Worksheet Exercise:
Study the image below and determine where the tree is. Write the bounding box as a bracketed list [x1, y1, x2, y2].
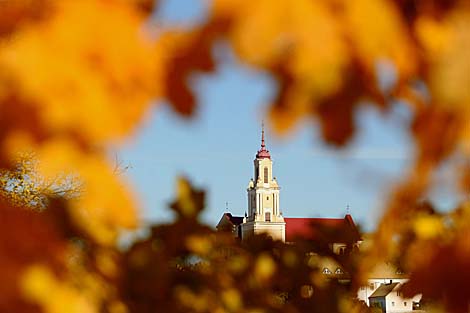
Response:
[0, 0, 468, 312]
[0, 152, 82, 209]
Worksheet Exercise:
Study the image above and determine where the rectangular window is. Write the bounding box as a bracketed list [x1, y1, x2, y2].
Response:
[404, 302, 407, 306]
[265, 212, 271, 222]
[264, 167, 268, 183]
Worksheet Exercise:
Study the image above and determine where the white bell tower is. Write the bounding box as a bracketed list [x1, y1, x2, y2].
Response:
[241, 124, 285, 241]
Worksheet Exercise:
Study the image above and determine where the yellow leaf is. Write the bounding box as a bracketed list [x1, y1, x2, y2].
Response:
[343, 0, 416, 78]
[414, 215, 444, 240]
[37, 139, 138, 245]
[254, 253, 276, 281]
[416, 11, 470, 109]
[21, 265, 96, 313]
[221, 288, 242, 311]
[186, 235, 212, 255]
[0, 0, 160, 145]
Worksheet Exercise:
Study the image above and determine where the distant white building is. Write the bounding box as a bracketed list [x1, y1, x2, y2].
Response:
[357, 263, 422, 311]
[368, 282, 422, 313]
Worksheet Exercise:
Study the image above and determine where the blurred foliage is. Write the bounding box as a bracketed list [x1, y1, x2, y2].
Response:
[0, 0, 469, 312]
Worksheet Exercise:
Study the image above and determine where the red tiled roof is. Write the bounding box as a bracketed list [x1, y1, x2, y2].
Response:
[284, 214, 360, 243]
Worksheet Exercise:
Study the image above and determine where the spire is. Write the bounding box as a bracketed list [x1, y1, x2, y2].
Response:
[256, 121, 271, 159]
[261, 121, 266, 149]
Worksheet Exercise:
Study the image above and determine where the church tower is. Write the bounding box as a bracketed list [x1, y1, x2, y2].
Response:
[241, 125, 286, 241]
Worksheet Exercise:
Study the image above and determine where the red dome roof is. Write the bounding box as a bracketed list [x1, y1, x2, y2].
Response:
[256, 148, 271, 159]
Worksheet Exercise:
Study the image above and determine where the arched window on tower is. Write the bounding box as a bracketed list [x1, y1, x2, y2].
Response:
[265, 212, 271, 222]
[264, 167, 268, 183]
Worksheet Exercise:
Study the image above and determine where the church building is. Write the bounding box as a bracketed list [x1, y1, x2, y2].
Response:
[216, 131, 423, 309]
[217, 127, 361, 253]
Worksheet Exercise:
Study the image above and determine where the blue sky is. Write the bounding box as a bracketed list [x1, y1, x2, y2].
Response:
[118, 0, 458, 231]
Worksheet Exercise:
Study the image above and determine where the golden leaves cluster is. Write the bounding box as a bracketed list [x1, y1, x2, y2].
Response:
[0, 0, 469, 312]
[0, 0, 162, 247]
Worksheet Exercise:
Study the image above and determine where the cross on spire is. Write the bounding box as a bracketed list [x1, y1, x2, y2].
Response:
[261, 121, 266, 149]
